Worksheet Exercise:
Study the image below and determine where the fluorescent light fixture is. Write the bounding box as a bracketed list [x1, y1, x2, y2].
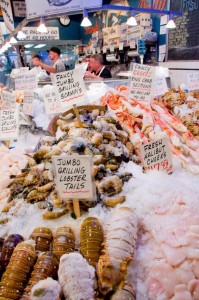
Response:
[37, 16, 48, 33]
[25, 44, 34, 48]
[81, 9, 92, 27]
[166, 14, 176, 29]
[17, 30, 26, 39]
[34, 44, 47, 48]
[10, 37, 17, 44]
[127, 11, 137, 26]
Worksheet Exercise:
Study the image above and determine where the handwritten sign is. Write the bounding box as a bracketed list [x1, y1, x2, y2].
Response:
[141, 137, 173, 174]
[0, 108, 19, 140]
[1, 91, 16, 109]
[51, 69, 87, 111]
[187, 72, 199, 91]
[153, 76, 168, 97]
[43, 88, 60, 115]
[52, 155, 95, 200]
[15, 73, 38, 91]
[23, 90, 34, 116]
[13, 1, 26, 17]
[129, 63, 155, 103]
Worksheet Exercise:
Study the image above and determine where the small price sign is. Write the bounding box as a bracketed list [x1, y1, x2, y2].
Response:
[0, 108, 19, 140]
[52, 155, 96, 201]
[187, 72, 199, 91]
[43, 87, 60, 114]
[141, 137, 173, 174]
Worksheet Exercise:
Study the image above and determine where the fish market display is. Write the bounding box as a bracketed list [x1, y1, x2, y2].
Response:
[58, 252, 95, 300]
[0, 240, 36, 299]
[155, 89, 199, 140]
[22, 252, 59, 299]
[53, 226, 75, 260]
[80, 217, 103, 267]
[30, 227, 53, 252]
[97, 207, 137, 296]
[30, 277, 61, 300]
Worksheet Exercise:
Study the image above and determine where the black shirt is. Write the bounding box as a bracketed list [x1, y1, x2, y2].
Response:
[96, 66, 112, 79]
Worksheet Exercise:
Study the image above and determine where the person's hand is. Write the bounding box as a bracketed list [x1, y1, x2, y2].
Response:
[84, 71, 96, 79]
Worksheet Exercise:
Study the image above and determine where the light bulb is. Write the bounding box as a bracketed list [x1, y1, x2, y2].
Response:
[37, 17, 48, 33]
[166, 19, 176, 29]
[127, 16, 137, 26]
[81, 17, 92, 27]
[17, 30, 26, 39]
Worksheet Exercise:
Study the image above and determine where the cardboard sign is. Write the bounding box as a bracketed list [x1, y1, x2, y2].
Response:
[129, 63, 155, 103]
[51, 69, 87, 111]
[141, 137, 173, 174]
[52, 155, 95, 200]
[187, 72, 199, 91]
[153, 76, 168, 97]
[23, 90, 34, 116]
[15, 73, 38, 91]
[22, 26, 59, 41]
[43, 88, 60, 114]
[25, 0, 102, 19]
[13, 1, 26, 17]
[0, 108, 19, 140]
[0, 0, 14, 31]
[0, 91, 16, 109]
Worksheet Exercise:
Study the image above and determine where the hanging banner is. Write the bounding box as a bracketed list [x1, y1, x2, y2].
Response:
[128, 63, 155, 104]
[22, 27, 59, 41]
[25, 0, 102, 19]
[52, 155, 95, 201]
[0, 108, 19, 140]
[0, 0, 15, 31]
[51, 68, 87, 111]
[140, 137, 173, 174]
[13, 1, 26, 17]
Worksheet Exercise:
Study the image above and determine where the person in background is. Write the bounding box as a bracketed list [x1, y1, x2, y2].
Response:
[34, 47, 66, 73]
[84, 54, 112, 80]
[32, 54, 42, 68]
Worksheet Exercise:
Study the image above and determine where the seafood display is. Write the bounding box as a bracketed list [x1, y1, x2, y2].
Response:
[0, 240, 36, 299]
[22, 252, 59, 299]
[30, 277, 61, 300]
[0, 234, 24, 278]
[155, 89, 199, 140]
[80, 217, 103, 267]
[53, 226, 75, 260]
[30, 227, 53, 252]
[97, 207, 137, 296]
[58, 252, 95, 300]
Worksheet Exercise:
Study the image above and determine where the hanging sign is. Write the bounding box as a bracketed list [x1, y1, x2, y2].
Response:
[129, 63, 155, 103]
[51, 68, 87, 111]
[0, 108, 19, 140]
[0, 91, 16, 109]
[23, 90, 34, 116]
[0, 0, 14, 31]
[25, 0, 103, 19]
[52, 155, 95, 200]
[15, 73, 38, 91]
[43, 88, 60, 115]
[13, 1, 26, 17]
[140, 137, 173, 174]
[187, 72, 199, 91]
[22, 27, 59, 41]
[153, 76, 168, 97]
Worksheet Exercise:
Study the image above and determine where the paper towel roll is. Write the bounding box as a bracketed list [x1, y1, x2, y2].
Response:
[106, 54, 120, 62]
[128, 51, 139, 57]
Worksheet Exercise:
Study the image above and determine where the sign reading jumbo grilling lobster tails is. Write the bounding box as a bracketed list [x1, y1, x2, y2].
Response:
[25, 0, 103, 19]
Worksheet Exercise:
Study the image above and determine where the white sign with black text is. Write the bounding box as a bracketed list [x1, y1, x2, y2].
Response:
[22, 27, 59, 41]
[52, 155, 95, 200]
[51, 68, 87, 111]
[43, 87, 60, 115]
[0, 108, 19, 140]
[13, 1, 26, 17]
[141, 137, 173, 174]
[153, 76, 168, 97]
[0, 91, 16, 109]
[25, 0, 102, 19]
[187, 72, 199, 91]
[0, 0, 14, 31]
[15, 73, 38, 91]
[129, 63, 155, 103]
[23, 90, 34, 116]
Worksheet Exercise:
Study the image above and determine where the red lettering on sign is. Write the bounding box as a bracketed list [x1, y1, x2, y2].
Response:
[138, 0, 167, 9]
[84, 22, 99, 35]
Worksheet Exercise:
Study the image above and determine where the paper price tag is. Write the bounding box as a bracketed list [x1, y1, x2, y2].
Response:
[103, 46, 107, 54]
[0, 108, 19, 140]
[15, 73, 38, 90]
[130, 41, 136, 49]
[43, 88, 60, 115]
[187, 72, 199, 91]
[119, 42, 124, 50]
[1, 91, 16, 110]
[141, 137, 173, 174]
[52, 155, 96, 200]
[110, 46, 114, 53]
[97, 47, 101, 53]
[23, 90, 34, 116]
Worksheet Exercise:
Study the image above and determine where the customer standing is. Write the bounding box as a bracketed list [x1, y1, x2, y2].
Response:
[36, 47, 66, 73]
